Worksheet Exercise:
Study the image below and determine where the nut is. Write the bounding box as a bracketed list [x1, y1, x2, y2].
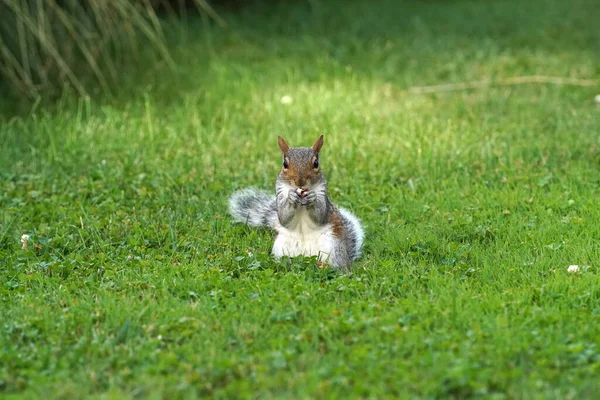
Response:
[296, 188, 308, 198]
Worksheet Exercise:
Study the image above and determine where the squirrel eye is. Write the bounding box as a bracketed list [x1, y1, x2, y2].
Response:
[313, 160, 319, 169]
[283, 159, 289, 169]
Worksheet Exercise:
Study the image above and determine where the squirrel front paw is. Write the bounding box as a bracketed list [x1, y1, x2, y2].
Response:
[301, 190, 317, 206]
[288, 188, 303, 206]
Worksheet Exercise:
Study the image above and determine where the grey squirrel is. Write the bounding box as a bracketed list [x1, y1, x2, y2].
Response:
[229, 135, 364, 270]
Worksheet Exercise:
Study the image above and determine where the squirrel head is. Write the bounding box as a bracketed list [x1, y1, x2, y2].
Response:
[277, 135, 324, 189]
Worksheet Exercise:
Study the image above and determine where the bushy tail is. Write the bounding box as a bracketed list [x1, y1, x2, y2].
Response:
[228, 188, 278, 228]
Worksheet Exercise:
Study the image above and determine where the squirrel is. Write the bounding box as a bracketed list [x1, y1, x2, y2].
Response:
[229, 135, 364, 270]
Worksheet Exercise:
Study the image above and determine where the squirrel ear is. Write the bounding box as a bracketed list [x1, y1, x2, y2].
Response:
[312, 135, 324, 153]
[278, 136, 290, 153]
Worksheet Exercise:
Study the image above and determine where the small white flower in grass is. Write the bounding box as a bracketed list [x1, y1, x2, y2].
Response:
[567, 265, 579, 273]
[21, 234, 30, 250]
[280, 95, 293, 105]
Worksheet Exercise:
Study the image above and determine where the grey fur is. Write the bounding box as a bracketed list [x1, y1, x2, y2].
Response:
[228, 188, 278, 228]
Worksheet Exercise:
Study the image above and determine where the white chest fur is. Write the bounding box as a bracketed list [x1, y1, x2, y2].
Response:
[272, 208, 335, 262]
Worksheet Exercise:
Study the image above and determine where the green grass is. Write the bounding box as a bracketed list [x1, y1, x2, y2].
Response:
[2, 0, 600, 398]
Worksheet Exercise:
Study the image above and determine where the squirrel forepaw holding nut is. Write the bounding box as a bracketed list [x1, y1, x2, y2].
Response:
[301, 190, 317, 206]
[288, 188, 303, 206]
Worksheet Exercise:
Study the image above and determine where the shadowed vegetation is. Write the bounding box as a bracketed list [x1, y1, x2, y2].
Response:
[0, 0, 226, 99]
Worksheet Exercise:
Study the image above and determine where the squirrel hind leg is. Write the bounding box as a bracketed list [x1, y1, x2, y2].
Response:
[328, 245, 351, 270]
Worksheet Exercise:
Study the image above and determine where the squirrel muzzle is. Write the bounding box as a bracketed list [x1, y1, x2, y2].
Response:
[296, 176, 307, 188]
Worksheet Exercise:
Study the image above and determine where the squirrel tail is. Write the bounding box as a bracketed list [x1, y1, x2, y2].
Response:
[338, 207, 365, 261]
[229, 188, 278, 228]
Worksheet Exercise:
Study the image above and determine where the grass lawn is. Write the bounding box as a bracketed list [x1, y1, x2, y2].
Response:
[2, 0, 600, 397]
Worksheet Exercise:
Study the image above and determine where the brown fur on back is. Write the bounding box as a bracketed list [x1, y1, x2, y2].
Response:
[328, 207, 346, 239]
